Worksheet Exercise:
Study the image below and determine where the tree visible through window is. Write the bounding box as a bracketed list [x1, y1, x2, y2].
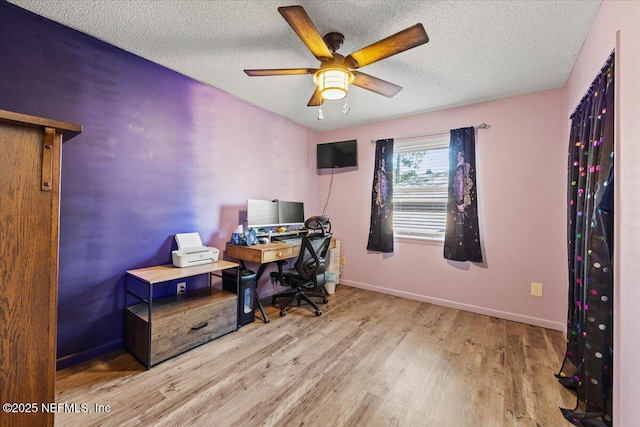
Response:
[393, 137, 449, 240]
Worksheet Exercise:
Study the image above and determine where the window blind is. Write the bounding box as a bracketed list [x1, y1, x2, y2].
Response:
[393, 137, 449, 240]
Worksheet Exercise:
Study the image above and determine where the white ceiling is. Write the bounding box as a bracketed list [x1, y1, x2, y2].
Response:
[9, 0, 601, 132]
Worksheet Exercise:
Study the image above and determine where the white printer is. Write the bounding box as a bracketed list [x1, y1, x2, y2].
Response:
[172, 232, 219, 268]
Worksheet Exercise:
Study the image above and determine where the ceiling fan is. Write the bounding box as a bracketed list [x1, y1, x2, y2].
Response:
[244, 5, 429, 107]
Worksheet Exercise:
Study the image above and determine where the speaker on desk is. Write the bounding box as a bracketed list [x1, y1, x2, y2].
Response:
[222, 269, 256, 327]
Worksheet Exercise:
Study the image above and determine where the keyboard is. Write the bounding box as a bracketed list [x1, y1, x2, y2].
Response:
[274, 236, 303, 244]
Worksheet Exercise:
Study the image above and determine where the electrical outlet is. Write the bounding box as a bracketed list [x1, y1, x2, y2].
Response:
[177, 282, 187, 295]
[340, 256, 346, 265]
[531, 282, 543, 297]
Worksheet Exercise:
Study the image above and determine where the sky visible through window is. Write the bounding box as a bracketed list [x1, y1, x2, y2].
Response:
[394, 147, 449, 188]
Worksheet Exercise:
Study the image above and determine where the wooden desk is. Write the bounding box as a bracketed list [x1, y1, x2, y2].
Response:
[125, 260, 239, 368]
[226, 240, 336, 323]
[226, 240, 336, 264]
[226, 242, 299, 265]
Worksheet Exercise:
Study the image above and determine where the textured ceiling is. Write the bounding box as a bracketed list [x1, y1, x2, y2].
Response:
[9, 0, 601, 132]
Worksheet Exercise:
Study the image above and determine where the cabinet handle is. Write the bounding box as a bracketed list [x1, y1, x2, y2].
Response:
[191, 322, 209, 331]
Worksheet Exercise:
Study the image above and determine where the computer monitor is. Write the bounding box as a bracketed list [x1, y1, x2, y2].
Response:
[246, 199, 279, 228]
[246, 199, 305, 228]
[278, 201, 305, 226]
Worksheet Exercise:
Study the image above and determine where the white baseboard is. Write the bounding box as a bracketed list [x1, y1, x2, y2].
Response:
[340, 279, 565, 332]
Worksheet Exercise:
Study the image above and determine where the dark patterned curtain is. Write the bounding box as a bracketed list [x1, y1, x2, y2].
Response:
[367, 139, 394, 253]
[443, 127, 482, 262]
[558, 52, 614, 427]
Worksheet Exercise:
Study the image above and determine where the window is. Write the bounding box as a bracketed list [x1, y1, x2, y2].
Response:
[393, 136, 449, 241]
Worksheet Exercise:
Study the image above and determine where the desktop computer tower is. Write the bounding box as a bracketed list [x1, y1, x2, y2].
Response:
[222, 269, 256, 327]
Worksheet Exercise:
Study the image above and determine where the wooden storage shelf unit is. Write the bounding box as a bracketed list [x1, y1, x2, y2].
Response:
[124, 260, 239, 368]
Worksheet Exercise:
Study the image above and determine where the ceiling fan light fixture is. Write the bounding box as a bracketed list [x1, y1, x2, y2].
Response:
[246, 7, 429, 108]
[313, 67, 354, 101]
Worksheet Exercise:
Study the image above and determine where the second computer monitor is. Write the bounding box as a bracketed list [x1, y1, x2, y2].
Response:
[278, 201, 305, 226]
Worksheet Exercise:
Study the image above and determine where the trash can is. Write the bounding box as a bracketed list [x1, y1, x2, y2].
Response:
[222, 269, 256, 327]
[324, 271, 339, 295]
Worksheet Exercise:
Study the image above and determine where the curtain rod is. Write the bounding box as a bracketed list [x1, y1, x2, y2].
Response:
[370, 123, 490, 144]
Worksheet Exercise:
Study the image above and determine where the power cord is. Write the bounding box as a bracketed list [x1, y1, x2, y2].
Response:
[322, 168, 335, 215]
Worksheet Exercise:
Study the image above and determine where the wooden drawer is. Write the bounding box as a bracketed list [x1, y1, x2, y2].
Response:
[125, 288, 237, 366]
[263, 246, 294, 262]
[226, 242, 298, 264]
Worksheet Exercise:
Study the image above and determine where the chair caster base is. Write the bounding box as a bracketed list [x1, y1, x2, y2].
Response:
[315, 310, 322, 316]
[280, 310, 286, 317]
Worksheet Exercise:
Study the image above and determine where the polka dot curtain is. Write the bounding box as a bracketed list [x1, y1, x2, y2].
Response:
[558, 51, 614, 427]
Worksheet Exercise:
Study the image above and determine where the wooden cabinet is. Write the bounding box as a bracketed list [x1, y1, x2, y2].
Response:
[0, 110, 81, 427]
[124, 261, 239, 368]
[125, 288, 237, 366]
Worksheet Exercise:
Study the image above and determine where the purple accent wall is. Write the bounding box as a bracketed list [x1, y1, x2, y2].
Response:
[0, 1, 314, 368]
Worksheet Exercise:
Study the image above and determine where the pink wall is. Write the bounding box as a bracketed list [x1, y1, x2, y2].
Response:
[310, 1, 639, 423]
[565, 1, 640, 425]
[312, 88, 568, 331]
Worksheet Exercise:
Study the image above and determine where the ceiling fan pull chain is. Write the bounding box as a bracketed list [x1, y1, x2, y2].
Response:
[343, 99, 350, 116]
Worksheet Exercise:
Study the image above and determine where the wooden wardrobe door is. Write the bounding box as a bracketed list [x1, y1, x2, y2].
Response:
[0, 110, 81, 427]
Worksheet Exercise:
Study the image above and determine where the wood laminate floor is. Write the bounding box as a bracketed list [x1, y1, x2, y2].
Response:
[55, 285, 575, 426]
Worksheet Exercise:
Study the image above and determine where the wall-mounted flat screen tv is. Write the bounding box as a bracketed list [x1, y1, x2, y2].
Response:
[317, 139, 357, 169]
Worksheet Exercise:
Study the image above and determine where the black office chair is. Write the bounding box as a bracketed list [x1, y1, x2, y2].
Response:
[270, 216, 332, 317]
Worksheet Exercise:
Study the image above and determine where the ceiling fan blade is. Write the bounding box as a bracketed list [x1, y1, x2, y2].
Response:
[278, 6, 333, 61]
[307, 87, 324, 107]
[345, 23, 429, 69]
[351, 71, 403, 98]
[244, 68, 317, 76]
